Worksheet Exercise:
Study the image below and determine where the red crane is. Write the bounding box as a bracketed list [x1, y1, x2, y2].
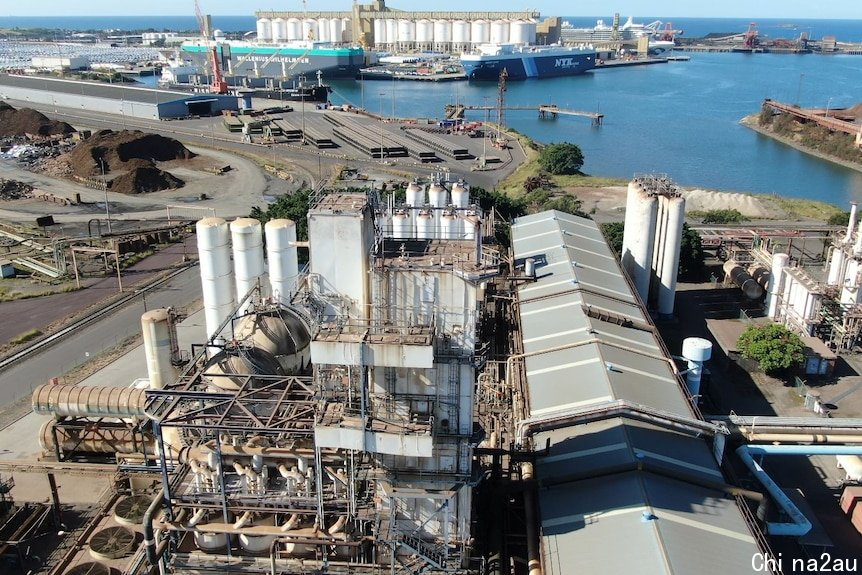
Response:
[743, 22, 759, 49]
[659, 22, 676, 42]
[194, 0, 228, 94]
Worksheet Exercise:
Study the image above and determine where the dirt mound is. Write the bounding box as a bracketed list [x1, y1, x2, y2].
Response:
[108, 166, 184, 194]
[0, 103, 75, 138]
[0, 179, 34, 200]
[65, 129, 195, 177]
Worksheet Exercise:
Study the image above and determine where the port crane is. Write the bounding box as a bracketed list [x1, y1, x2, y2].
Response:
[194, 0, 228, 94]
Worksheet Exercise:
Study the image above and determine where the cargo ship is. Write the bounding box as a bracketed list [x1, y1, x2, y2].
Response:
[460, 43, 597, 80]
[180, 39, 364, 79]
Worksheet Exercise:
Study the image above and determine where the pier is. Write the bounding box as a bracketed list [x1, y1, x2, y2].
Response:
[445, 104, 604, 126]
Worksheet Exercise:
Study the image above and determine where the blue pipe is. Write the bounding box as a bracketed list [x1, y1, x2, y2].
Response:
[744, 444, 862, 457]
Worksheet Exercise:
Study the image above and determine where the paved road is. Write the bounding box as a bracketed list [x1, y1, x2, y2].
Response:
[0, 265, 202, 407]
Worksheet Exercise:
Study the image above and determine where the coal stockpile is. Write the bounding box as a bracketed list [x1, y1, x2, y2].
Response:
[65, 129, 195, 177]
[0, 102, 75, 137]
[0, 179, 34, 200]
[108, 166, 184, 194]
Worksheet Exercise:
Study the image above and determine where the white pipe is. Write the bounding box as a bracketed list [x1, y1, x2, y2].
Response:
[327, 516, 348, 535]
[233, 511, 253, 530]
[280, 514, 301, 532]
[847, 202, 858, 243]
[187, 508, 208, 527]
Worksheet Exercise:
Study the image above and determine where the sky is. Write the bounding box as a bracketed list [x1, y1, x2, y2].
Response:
[3, 1, 862, 19]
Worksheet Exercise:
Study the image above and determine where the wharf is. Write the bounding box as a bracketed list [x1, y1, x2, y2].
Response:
[358, 71, 466, 82]
[595, 57, 675, 68]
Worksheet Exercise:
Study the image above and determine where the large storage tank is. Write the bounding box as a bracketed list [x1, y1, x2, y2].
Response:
[286, 18, 302, 41]
[405, 182, 425, 207]
[392, 210, 412, 238]
[302, 19, 316, 41]
[271, 18, 286, 43]
[317, 18, 330, 42]
[398, 19, 416, 44]
[526, 20, 538, 43]
[416, 19, 434, 47]
[434, 20, 452, 47]
[230, 218, 265, 313]
[451, 181, 470, 208]
[428, 183, 447, 208]
[374, 18, 387, 45]
[265, 219, 299, 304]
[452, 20, 471, 46]
[256, 18, 272, 42]
[196, 217, 235, 341]
[341, 18, 352, 41]
[330, 18, 343, 43]
[470, 20, 490, 45]
[416, 211, 435, 240]
[509, 20, 530, 45]
[440, 210, 461, 240]
[490, 20, 510, 44]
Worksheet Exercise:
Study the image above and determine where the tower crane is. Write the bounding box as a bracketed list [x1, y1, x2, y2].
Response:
[194, 0, 228, 94]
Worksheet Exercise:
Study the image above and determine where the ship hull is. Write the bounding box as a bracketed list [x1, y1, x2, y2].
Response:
[462, 51, 596, 80]
[181, 44, 364, 79]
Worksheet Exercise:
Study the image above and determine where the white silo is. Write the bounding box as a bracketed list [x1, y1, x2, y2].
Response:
[656, 196, 685, 317]
[490, 20, 510, 44]
[374, 18, 387, 45]
[416, 19, 434, 50]
[509, 20, 530, 45]
[342, 18, 352, 41]
[271, 18, 286, 42]
[451, 181, 470, 208]
[302, 19, 316, 41]
[471, 20, 490, 45]
[385, 19, 398, 48]
[392, 210, 412, 238]
[317, 18, 330, 42]
[265, 219, 299, 305]
[398, 19, 416, 47]
[428, 183, 448, 208]
[621, 182, 658, 305]
[767, 252, 790, 319]
[463, 212, 479, 240]
[416, 211, 435, 239]
[452, 20, 471, 49]
[526, 19, 537, 43]
[141, 309, 177, 390]
[256, 18, 272, 42]
[440, 210, 461, 240]
[434, 20, 452, 50]
[330, 18, 343, 43]
[681, 338, 712, 399]
[827, 245, 845, 286]
[287, 18, 302, 41]
[405, 182, 425, 207]
[231, 218, 265, 313]
[196, 217, 235, 341]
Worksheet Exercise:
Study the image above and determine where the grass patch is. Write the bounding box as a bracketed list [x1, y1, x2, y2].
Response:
[766, 196, 844, 221]
[9, 329, 42, 346]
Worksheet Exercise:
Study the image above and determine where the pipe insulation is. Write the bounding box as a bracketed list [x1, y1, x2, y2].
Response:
[32, 384, 147, 418]
[39, 420, 154, 454]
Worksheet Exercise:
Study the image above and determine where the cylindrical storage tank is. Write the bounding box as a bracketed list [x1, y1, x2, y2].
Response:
[239, 515, 277, 554]
[385, 19, 398, 46]
[40, 420, 154, 454]
[416, 19, 433, 47]
[723, 260, 764, 300]
[265, 219, 299, 305]
[620, 183, 658, 305]
[681, 337, 713, 399]
[317, 18, 330, 42]
[527, 20, 537, 43]
[32, 385, 147, 418]
[286, 18, 302, 41]
[509, 20, 530, 45]
[398, 19, 416, 44]
[434, 20, 452, 47]
[463, 213, 479, 240]
[392, 210, 412, 238]
[490, 20, 509, 44]
[452, 20, 471, 46]
[271, 18, 286, 42]
[428, 183, 447, 208]
[302, 19, 316, 41]
[846, 201, 859, 243]
[197, 217, 235, 340]
[256, 18, 272, 42]
[656, 196, 685, 317]
[768, 252, 790, 318]
[470, 20, 489, 45]
[405, 182, 425, 207]
[440, 210, 459, 240]
[416, 211, 435, 239]
[141, 309, 176, 390]
[330, 18, 343, 43]
[373, 18, 386, 45]
[827, 245, 845, 286]
[451, 181, 469, 208]
[231, 218, 265, 313]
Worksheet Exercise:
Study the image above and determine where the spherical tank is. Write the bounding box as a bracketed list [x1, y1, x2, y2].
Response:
[416, 211, 435, 239]
[405, 182, 425, 207]
[233, 309, 311, 374]
[264, 219, 298, 304]
[385, 19, 398, 46]
[256, 19, 272, 42]
[509, 21, 530, 44]
[451, 181, 469, 208]
[434, 20, 452, 45]
[204, 346, 286, 392]
[452, 20, 471, 45]
[428, 183, 448, 207]
[302, 19, 316, 41]
[392, 211, 412, 238]
[470, 20, 489, 44]
[196, 217, 235, 340]
[230, 218, 265, 312]
[286, 18, 302, 41]
[490, 20, 510, 44]
[271, 18, 286, 42]
[330, 18, 343, 43]
[373, 19, 386, 45]
[416, 19, 434, 45]
[398, 19, 416, 43]
[317, 18, 330, 42]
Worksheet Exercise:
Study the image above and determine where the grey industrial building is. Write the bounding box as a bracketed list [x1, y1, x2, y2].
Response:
[0, 74, 238, 120]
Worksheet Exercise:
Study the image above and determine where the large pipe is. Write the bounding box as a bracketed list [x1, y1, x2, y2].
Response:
[231, 218, 266, 313]
[847, 201, 858, 243]
[767, 252, 790, 319]
[521, 462, 543, 575]
[141, 308, 177, 390]
[143, 489, 164, 568]
[657, 196, 685, 317]
[32, 385, 147, 418]
[197, 217, 235, 340]
[265, 219, 299, 305]
[723, 259, 764, 299]
[40, 420, 154, 454]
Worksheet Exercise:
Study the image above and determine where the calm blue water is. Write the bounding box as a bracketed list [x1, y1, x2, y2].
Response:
[331, 52, 862, 206]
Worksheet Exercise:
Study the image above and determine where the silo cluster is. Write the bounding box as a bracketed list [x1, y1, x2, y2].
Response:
[385, 180, 479, 241]
[256, 17, 351, 43]
[372, 18, 536, 51]
[620, 175, 686, 317]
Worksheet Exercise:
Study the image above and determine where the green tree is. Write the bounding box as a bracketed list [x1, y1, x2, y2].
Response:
[600, 222, 625, 255]
[538, 142, 584, 175]
[737, 324, 805, 375]
[678, 223, 705, 280]
[701, 209, 747, 224]
[250, 188, 312, 241]
[827, 211, 851, 226]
